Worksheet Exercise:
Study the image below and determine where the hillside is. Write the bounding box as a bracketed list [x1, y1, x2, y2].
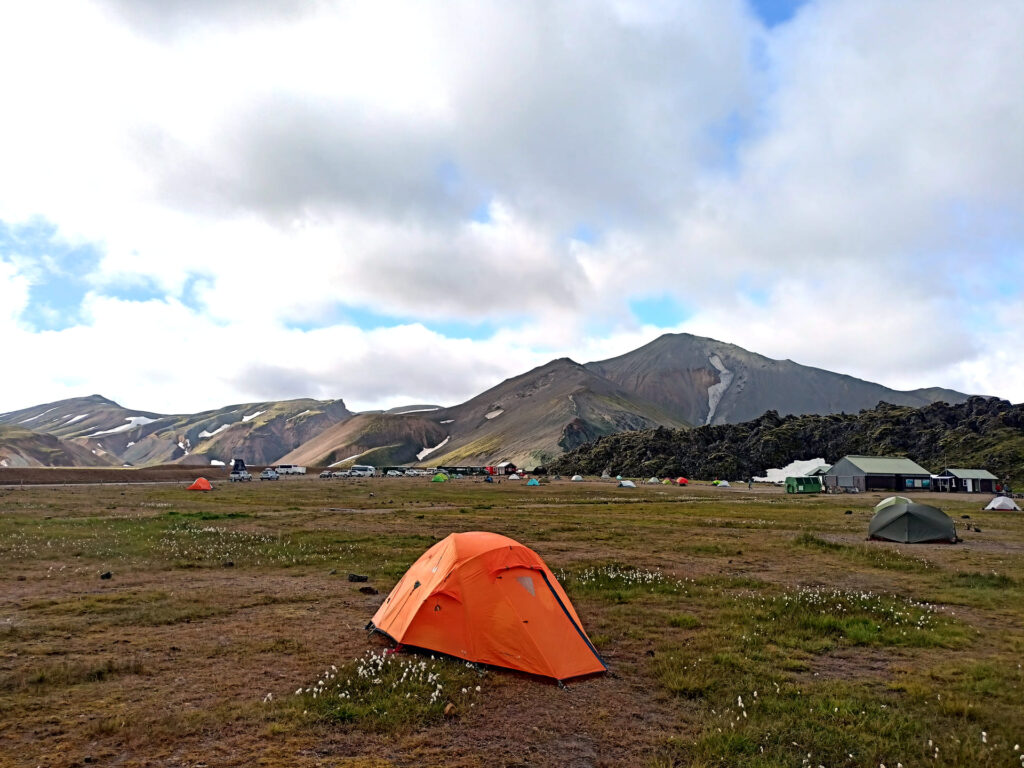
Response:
[425, 358, 691, 467]
[277, 412, 448, 468]
[0, 425, 115, 468]
[0, 395, 352, 467]
[280, 359, 691, 469]
[550, 396, 1024, 483]
[587, 333, 969, 425]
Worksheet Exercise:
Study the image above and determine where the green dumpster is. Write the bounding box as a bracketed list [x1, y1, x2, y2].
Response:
[785, 476, 823, 494]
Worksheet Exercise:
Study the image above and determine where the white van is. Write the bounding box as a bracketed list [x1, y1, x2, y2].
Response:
[349, 465, 376, 477]
[274, 464, 307, 475]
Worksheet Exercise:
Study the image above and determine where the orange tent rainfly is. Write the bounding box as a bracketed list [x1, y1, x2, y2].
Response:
[368, 531, 606, 682]
[187, 477, 212, 491]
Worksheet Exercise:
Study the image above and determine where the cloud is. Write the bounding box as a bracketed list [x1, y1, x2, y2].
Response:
[0, 0, 1022, 415]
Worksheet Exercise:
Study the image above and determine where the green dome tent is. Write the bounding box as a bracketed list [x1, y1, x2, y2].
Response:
[431, 472, 448, 483]
[874, 495, 912, 512]
[868, 502, 956, 544]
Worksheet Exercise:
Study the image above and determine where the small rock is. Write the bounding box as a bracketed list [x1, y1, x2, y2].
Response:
[961, 514, 971, 519]
[359, 586, 379, 595]
[348, 573, 369, 582]
[328, 569, 337, 575]
[973, 526, 982, 532]
[84, 757, 95, 764]
[100, 571, 112, 580]
[844, 510, 853, 515]
[222, 561, 234, 568]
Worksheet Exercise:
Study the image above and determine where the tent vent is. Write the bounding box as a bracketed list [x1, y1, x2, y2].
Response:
[517, 576, 536, 596]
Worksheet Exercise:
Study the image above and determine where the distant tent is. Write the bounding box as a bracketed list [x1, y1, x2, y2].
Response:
[676, 477, 688, 486]
[868, 502, 956, 544]
[600, 472, 611, 479]
[717, 480, 730, 488]
[368, 531, 606, 681]
[187, 477, 212, 491]
[431, 473, 448, 483]
[571, 475, 584, 482]
[616, 475, 622, 481]
[662, 479, 672, 485]
[647, 477, 660, 484]
[508, 474, 521, 480]
[618, 480, 636, 488]
[527, 478, 540, 486]
[985, 496, 1021, 511]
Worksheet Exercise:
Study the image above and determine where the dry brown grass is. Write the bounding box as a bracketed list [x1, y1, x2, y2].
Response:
[0, 478, 1021, 767]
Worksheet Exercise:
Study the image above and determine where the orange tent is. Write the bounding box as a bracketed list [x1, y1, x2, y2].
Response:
[187, 477, 212, 491]
[368, 531, 606, 681]
[676, 477, 688, 485]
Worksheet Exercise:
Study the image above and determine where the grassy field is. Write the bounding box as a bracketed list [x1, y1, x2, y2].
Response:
[1, 477, 1022, 767]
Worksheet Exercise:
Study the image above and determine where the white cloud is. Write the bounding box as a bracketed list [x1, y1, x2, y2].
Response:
[0, 0, 1022, 414]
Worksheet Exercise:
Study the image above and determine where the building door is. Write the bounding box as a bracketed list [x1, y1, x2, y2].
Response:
[964, 478, 973, 493]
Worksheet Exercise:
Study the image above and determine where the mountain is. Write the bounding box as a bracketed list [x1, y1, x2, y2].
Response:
[586, 333, 969, 426]
[0, 425, 115, 468]
[0, 333, 976, 470]
[286, 358, 692, 469]
[0, 395, 352, 467]
[549, 396, 1024, 483]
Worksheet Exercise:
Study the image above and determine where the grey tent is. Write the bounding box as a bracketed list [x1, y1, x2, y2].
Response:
[874, 495, 912, 512]
[868, 502, 956, 544]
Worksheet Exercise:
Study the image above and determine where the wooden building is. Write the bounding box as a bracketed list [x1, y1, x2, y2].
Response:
[935, 468, 998, 494]
[824, 455, 932, 493]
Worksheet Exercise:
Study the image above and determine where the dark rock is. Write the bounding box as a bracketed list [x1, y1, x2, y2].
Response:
[359, 586, 379, 595]
[844, 510, 853, 515]
[328, 569, 337, 575]
[100, 571, 112, 580]
[222, 561, 234, 568]
[348, 573, 369, 582]
[961, 514, 971, 519]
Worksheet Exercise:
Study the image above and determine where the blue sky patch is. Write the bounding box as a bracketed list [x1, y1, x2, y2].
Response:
[0, 218, 102, 331]
[629, 295, 692, 327]
[97, 275, 168, 303]
[570, 223, 598, 245]
[747, 0, 809, 28]
[284, 303, 500, 341]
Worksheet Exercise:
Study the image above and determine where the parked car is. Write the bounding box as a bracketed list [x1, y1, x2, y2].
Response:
[319, 470, 333, 479]
[331, 470, 349, 478]
[229, 469, 252, 482]
[385, 469, 403, 477]
[349, 465, 376, 477]
[259, 468, 279, 481]
[404, 469, 422, 477]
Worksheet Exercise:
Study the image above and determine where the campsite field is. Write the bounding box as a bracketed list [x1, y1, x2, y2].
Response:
[1, 477, 1023, 768]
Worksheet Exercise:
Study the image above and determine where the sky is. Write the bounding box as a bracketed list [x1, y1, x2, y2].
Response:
[1, 0, 1022, 415]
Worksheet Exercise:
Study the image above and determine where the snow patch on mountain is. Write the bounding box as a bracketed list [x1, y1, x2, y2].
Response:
[704, 355, 734, 425]
[198, 424, 230, 439]
[19, 407, 57, 423]
[417, 436, 450, 461]
[242, 410, 265, 422]
[85, 416, 158, 437]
